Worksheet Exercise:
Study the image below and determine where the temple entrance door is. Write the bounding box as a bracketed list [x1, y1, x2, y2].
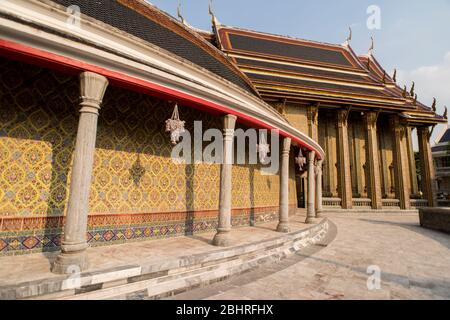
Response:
[296, 174, 306, 208]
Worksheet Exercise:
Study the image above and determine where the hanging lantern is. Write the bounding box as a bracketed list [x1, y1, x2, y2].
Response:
[257, 133, 270, 163]
[295, 149, 307, 171]
[165, 103, 185, 145]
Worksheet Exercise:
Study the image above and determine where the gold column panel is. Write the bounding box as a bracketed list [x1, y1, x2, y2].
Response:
[378, 119, 396, 199]
[336, 109, 353, 209]
[390, 115, 411, 209]
[364, 112, 382, 209]
[319, 113, 338, 198]
[417, 127, 438, 207]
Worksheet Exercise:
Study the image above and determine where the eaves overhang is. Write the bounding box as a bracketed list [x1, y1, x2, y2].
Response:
[0, 0, 325, 159]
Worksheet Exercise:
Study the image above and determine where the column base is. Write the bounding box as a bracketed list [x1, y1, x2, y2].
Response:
[52, 250, 88, 275]
[305, 216, 318, 224]
[315, 210, 324, 219]
[212, 230, 232, 247]
[276, 222, 290, 233]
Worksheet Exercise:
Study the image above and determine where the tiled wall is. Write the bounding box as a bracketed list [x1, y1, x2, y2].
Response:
[0, 60, 297, 255]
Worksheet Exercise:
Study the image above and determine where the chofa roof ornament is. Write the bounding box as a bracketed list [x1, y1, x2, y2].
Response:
[177, 1, 186, 25]
[165, 103, 185, 145]
[208, 0, 220, 27]
[343, 27, 352, 46]
[410, 81, 415, 97]
[368, 36, 375, 56]
[432, 98, 437, 112]
[366, 36, 374, 69]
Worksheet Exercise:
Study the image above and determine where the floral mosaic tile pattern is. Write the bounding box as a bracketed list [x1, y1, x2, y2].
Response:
[0, 60, 297, 255]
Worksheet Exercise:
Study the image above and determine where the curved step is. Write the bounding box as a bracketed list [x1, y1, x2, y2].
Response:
[0, 219, 330, 300]
[62, 220, 330, 300]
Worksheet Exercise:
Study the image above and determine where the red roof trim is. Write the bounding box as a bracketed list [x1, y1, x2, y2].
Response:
[0, 38, 322, 159]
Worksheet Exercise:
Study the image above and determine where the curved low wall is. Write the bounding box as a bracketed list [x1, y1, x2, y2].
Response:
[419, 208, 450, 234]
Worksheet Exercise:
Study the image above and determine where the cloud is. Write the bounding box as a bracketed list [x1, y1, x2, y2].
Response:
[396, 52, 450, 146]
[397, 51, 450, 116]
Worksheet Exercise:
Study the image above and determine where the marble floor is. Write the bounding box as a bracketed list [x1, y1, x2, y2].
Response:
[169, 213, 450, 300]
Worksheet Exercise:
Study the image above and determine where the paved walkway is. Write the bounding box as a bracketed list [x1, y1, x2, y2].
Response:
[169, 213, 450, 300]
[0, 214, 311, 287]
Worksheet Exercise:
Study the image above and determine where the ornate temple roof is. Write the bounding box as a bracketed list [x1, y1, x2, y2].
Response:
[214, 24, 447, 123]
[432, 126, 450, 153]
[50, 0, 258, 96]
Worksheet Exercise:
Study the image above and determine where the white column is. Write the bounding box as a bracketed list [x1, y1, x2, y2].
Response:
[212, 114, 237, 247]
[315, 159, 323, 218]
[52, 72, 108, 274]
[277, 137, 291, 233]
[305, 151, 316, 224]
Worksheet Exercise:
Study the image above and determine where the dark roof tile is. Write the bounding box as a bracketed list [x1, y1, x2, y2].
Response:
[439, 129, 450, 144]
[227, 33, 352, 67]
[51, 0, 256, 94]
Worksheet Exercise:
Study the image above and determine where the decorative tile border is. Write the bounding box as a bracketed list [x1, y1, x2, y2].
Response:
[0, 206, 296, 256]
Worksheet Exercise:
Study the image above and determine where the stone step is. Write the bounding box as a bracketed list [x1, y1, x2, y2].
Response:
[62, 227, 326, 300]
[0, 219, 329, 300]
[322, 209, 419, 215]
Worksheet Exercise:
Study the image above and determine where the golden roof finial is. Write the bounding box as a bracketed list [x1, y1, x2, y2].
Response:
[444, 106, 448, 119]
[368, 36, 374, 55]
[208, 0, 214, 16]
[177, 0, 185, 25]
[402, 85, 407, 98]
[392, 69, 397, 82]
[432, 97, 437, 112]
[410, 81, 415, 97]
[344, 27, 352, 46]
[208, 0, 221, 27]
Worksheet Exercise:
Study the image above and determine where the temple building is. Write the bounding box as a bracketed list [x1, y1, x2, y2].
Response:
[433, 126, 450, 202]
[0, 0, 446, 274]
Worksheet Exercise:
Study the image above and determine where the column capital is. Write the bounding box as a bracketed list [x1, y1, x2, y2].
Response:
[275, 101, 287, 116]
[337, 109, 349, 127]
[307, 150, 316, 163]
[306, 104, 319, 123]
[364, 111, 378, 127]
[223, 114, 237, 130]
[281, 137, 291, 154]
[315, 159, 323, 175]
[417, 126, 432, 140]
[79, 72, 109, 114]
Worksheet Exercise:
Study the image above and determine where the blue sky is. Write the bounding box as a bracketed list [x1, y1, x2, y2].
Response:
[149, 0, 450, 143]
